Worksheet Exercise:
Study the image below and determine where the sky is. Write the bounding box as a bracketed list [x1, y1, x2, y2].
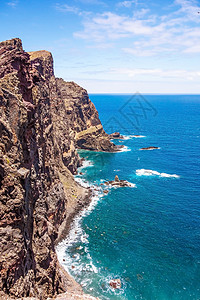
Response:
[0, 0, 200, 93]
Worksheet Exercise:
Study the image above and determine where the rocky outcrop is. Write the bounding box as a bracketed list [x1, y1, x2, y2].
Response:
[55, 79, 120, 152]
[0, 38, 114, 299]
[105, 175, 136, 188]
[109, 279, 121, 289]
[109, 132, 124, 139]
[139, 147, 159, 150]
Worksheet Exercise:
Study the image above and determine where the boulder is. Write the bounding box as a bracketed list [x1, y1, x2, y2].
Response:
[115, 175, 120, 182]
[109, 132, 124, 139]
[105, 176, 135, 188]
[109, 279, 121, 289]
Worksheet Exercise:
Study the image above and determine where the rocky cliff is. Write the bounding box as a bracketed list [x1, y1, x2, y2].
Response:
[0, 38, 117, 299]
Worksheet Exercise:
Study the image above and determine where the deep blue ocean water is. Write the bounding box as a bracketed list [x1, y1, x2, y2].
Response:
[58, 95, 200, 300]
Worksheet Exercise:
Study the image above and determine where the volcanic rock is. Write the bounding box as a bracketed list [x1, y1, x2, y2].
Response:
[105, 176, 135, 187]
[109, 132, 124, 139]
[0, 38, 108, 299]
[109, 279, 122, 289]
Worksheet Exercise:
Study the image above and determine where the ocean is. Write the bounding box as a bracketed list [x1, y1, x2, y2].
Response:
[57, 94, 200, 300]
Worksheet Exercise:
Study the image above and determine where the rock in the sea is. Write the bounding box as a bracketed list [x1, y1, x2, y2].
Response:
[140, 146, 159, 150]
[109, 132, 124, 139]
[115, 175, 120, 182]
[103, 190, 109, 194]
[105, 176, 135, 188]
[109, 279, 122, 289]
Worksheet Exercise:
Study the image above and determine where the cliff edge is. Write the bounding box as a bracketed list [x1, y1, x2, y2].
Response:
[0, 38, 115, 299]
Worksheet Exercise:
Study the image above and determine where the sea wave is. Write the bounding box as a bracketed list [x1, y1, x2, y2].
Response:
[121, 135, 133, 140]
[119, 145, 131, 152]
[136, 169, 180, 178]
[56, 160, 128, 298]
[79, 159, 94, 170]
[74, 177, 91, 188]
[133, 135, 146, 138]
[120, 134, 146, 140]
[56, 175, 103, 279]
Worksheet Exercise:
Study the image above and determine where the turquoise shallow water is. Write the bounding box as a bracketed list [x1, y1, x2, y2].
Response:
[58, 95, 200, 300]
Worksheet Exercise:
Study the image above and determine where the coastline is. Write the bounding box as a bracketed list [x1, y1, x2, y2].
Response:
[56, 160, 102, 300]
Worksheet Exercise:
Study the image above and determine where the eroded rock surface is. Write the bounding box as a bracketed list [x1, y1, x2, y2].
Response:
[105, 175, 136, 188]
[0, 38, 110, 299]
[109, 132, 124, 139]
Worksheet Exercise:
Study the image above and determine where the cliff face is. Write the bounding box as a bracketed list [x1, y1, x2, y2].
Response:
[0, 38, 115, 299]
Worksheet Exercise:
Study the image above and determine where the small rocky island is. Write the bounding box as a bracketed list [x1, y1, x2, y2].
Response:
[109, 278, 122, 289]
[109, 132, 124, 139]
[140, 146, 160, 150]
[105, 175, 135, 188]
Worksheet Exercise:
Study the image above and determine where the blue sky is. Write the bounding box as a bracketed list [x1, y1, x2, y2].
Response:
[0, 0, 200, 93]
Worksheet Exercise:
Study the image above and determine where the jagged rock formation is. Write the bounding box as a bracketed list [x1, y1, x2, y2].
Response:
[55, 79, 120, 153]
[0, 38, 115, 299]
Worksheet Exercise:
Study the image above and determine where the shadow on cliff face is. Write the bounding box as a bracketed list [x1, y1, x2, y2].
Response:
[0, 163, 4, 189]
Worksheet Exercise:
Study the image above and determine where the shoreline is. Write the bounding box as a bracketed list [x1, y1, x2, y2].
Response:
[56, 163, 102, 300]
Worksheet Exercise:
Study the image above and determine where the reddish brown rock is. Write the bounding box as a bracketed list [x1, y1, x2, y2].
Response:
[115, 175, 120, 182]
[109, 132, 124, 139]
[0, 38, 106, 299]
[109, 279, 122, 289]
[105, 176, 135, 188]
[140, 146, 159, 150]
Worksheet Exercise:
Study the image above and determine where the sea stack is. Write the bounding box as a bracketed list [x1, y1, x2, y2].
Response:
[115, 175, 120, 182]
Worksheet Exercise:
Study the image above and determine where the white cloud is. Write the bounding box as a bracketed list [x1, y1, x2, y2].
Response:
[7, 0, 18, 8]
[74, 12, 162, 42]
[72, 0, 200, 56]
[184, 45, 200, 53]
[117, 0, 138, 8]
[55, 3, 91, 16]
[110, 68, 200, 80]
[175, 0, 200, 20]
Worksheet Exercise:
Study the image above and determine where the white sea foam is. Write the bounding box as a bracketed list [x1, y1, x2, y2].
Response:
[160, 172, 180, 178]
[56, 176, 103, 279]
[99, 275, 127, 296]
[136, 169, 180, 178]
[56, 159, 130, 296]
[128, 182, 137, 188]
[119, 145, 131, 152]
[74, 177, 91, 188]
[121, 135, 132, 140]
[133, 135, 146, 138]
[121, 134, 146, 140]
[139, 147, 160, 151]
[79, 159, 94, 170]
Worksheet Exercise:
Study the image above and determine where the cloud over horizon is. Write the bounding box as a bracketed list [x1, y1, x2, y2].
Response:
[70, 0, 200, 57]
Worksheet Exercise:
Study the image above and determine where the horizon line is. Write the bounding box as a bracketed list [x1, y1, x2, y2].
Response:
[89, 93, 200, 95]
